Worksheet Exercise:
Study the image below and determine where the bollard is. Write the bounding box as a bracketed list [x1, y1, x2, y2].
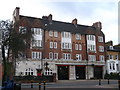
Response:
[43, 81, 46, 90]
[31, 81, 33, 88]
[99, 79, 101, 85]
[108, 78, 109, 84]
[39, 82, 41, 90]
[118, 78, 120, 90]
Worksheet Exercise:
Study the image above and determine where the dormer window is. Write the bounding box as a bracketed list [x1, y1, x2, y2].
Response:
[49, 31, 53, 37]
[75, 34, 81, 40]
[109, 46, 113, 50]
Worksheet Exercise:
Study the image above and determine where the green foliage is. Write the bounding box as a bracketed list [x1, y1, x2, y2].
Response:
[5, 62, 14, 77]
[104, 73, 120, 79]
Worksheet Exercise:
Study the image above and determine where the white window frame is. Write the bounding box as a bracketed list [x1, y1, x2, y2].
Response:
[50, 42, 53, 48]
[32, 40, 42, 47]
[44, 69, 53, 76]
[54, 53, 58, 60]
[109, 55, 113, 59]
[49, 52, 53, 59]
[54, 42, 57, 49]
[98, 36, 103, 42]
[99, 46, 104, 52]
[25, 68, 33, 76]
[62, 43, 72, 49]
[49, 31, 53, 37]
[63, 53, 71, 60]
[99, 55, 104, 61]
[79, 44, 82, 50]
[88, 55, 96, 61]
[76, 54, 82, 61]
[75, 44, 78, 50]
[32, 52, 42, 59]
[54, 31, 58, 37]
[61, 32, 71, 38]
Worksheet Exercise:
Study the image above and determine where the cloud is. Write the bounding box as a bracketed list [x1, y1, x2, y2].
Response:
[0, 0, 118, 45]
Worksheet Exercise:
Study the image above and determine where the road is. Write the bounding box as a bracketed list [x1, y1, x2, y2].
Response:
[21, 80, 119, 90]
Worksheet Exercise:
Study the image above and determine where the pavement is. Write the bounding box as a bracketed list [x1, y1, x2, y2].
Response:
[21, 80, 119, 90]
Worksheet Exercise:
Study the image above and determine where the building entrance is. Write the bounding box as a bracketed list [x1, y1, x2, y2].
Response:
[94, 66, 103, 79]
[57, 65, 69, 80]
[76, 66, 85, 79]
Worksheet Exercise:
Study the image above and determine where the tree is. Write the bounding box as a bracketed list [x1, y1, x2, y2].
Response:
[0, 20, 33, 87]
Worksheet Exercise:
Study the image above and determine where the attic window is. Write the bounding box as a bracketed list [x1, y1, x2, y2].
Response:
[109, 46, 113, 50]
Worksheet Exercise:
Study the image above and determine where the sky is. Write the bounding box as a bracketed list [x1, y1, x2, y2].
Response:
[0, 0, 119, 45]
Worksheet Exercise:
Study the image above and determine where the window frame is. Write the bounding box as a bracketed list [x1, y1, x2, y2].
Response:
[49, 31, 53, 37]
[49, 52, 53, 59]
[54, 31, 58, 37]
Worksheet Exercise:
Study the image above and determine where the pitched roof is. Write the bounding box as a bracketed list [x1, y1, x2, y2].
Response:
[19, 15, 104, 35]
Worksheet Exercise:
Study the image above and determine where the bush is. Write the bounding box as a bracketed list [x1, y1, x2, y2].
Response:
[104, 73, 120, 79]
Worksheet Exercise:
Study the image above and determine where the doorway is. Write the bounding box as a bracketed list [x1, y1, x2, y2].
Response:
[58, 65, 69, 80]
[76, 66, 85, 79]
[94, 66, 103, 79]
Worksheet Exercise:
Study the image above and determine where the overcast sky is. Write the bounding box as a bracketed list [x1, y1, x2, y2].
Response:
[0, 0, 119, 45]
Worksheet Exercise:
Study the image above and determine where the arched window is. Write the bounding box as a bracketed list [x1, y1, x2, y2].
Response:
[25, 68, 33, 76]
[44, 69, 53, 76]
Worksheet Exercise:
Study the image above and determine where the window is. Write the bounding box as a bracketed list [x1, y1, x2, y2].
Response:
[99, 46, 104, 52]
[109, 55, 113, 59]
[87, 35, 95, 41]
[49, 52, 53, 59]
[50, 42, 57, 49]
[50, 42, 53, 48]
[79, 44, 82, 50]
[54, 31, 58, 37]
[109, 46, 113, 50]
[32, 52, 42, 59]
[49, 52, 58, 60]
[49, 31, 53, 37]
[75, 44, 78, 50]
[25, 68, 33, 76]
[87, 45, 96, 51]
[109, 62, 116, 70]
[54, 42, 57, 48]
[61, 32, 71, 38]
[63, 53, 71, 60]
[76, 54, 82, 60]
[75, 44, 82, 50]
[110, 63, 112, 70]
[115, 55, 118, 59]
[116, 64, 119, 71]
[31, 28, 42, 35]
[98, 36, 103, 42]
[19, 26, 27, 34]
[75, 34, 81, 40]
[88, 55, 96, 61]
[54, 53, 58, 59]
[99, 55, 104, 61]
[44, 69, 53, 76]
[62, 43, 72, 49]
[113, 63, 115, 70]
[32, 40, 42, 47]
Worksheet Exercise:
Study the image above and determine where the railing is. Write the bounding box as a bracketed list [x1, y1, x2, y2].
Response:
[14, 75, 55, 83]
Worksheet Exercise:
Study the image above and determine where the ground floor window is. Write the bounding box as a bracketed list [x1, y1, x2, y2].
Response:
[44, 69, 53, 76]
[25, 68, 34, 76]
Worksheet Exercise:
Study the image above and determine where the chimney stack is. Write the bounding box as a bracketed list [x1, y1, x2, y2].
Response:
[92, 21, 102, 30]
[48, 14, 52, 24]
[72, 18, 77, 25]
[13, 7, 20, 22]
